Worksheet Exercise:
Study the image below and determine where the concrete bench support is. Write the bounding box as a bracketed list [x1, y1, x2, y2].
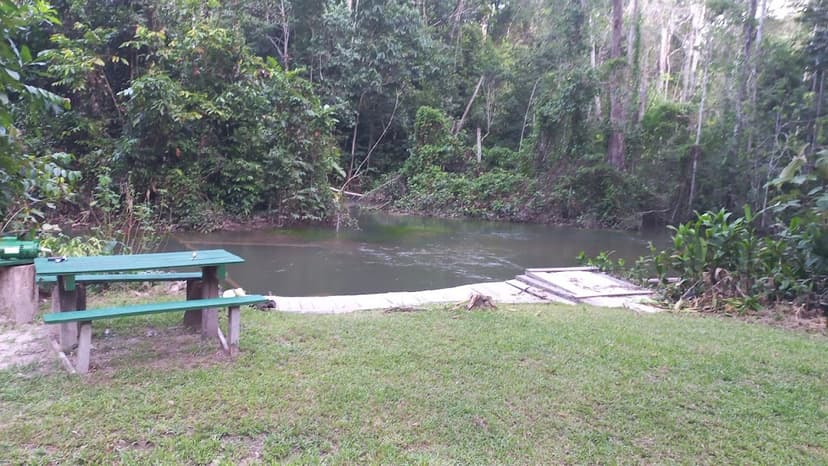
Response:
[0, 264, 38, 324]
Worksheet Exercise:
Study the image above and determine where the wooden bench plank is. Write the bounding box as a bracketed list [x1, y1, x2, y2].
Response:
[42, 295, 268, 324]
[37, 271, 203, 285]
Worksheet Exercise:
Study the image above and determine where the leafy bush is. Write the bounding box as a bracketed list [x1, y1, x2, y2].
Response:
[630, 206, 825, 312]
[402, 107, 466, 177]
[548, 164, 653, 227]
[483, 146, 528, 171]
[1, 152, 79, 235]
[399, 167, 533, 220]
[41, 18, 339, 228]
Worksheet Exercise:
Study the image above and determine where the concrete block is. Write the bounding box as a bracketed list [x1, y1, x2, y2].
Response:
[0, 264, 38, 324]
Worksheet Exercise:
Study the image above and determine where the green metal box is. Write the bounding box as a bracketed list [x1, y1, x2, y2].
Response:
[0, 236, 40, 263]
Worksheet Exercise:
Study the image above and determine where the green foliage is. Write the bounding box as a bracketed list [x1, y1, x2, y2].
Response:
[413, 106, 451, 147]
[548, 164, 653, 227]
[593, 148, 828, 312]
[483, 146, 527, 171]
[530, 68, 597, 167]
[109, 20, 337, 225]
[1, 152, 79, 234]
[576, 250, 626, 273]
[632, 204, 826, 311]
[39, 167, 166, 256]
[38, 224, 114, 257]
[402, 106, 465, 177]
[5, 0, 824, 236]
[639, 101, 692, 152]
[400, 167, 534, 220]
[0, 0, 66, 139]
[0, 0, 73, 233]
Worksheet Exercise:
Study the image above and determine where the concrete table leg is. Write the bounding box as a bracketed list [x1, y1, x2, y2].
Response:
[201, 266, 219, 339]
[228, 306, 241, 355]
[76, 321, 92, 374]
[57, 275, 79, 352]
[183, 279, 203, 331]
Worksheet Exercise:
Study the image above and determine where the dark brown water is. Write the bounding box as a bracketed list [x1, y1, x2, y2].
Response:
[170, 212, 667, 295]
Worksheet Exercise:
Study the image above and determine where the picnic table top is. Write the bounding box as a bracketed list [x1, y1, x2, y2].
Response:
[34, 249, 244, 276]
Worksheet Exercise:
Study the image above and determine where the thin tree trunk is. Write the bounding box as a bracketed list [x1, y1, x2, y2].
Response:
[814, 71, 825, 154]
[451, 0, 466, 70]
[694, 5, 706, 84]
[455, 75, 484, 135]
[607, 0, 626, 170]
[627, 0, 641, 122]
[681, 4, 705, 102]
[348, 94, 365, 180]
[592, 40, 602, 119]
[639, 49, 648, 121]
[761, 110, 782, 227]
[476, 127, 482, 163]
[748, 0, 767, 195]
[733, 0, 758, 157]
[659, 13, 673, 97]
[519, 78, 541, 153]
[279, 0, 290, 70]
[688, 53, 709, 214]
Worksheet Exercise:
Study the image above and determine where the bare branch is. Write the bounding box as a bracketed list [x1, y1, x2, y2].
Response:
[454, 75, 484, 135]
[342, 91, 402, 192]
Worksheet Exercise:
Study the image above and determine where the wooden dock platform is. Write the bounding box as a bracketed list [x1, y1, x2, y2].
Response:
[266, 267, 661, 314]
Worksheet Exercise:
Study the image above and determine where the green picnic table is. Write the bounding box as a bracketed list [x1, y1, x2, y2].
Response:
[35, 249, 244, 351]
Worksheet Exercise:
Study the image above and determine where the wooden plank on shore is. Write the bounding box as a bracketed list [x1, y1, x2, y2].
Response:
[573, 289, 654, 299]
[515, 274, 579, 301]
[525, 270, 651, 300]
[525, 266, 599, 273]
[505, 280, 576, 304]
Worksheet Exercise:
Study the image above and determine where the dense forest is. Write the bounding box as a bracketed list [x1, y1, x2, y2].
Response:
[0, 0, 822, 228]
[2, 0, 826, 308]
[1, 0, 825, 230]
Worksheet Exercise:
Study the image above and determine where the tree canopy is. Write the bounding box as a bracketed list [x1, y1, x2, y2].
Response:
[0, 0, 825, 234]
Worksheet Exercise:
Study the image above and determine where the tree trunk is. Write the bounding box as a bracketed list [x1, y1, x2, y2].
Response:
[607, 0, 626, 170]
[688, 53, 709, 215]
[732, 0, 758, 158]
[681, 3, 705, 102]
[627, 0, 641, 122]
[279, 0, 290, 70]
[476, 127, 482, 163]
[592, 40, 602, 119]
[455, 75, 484, 135]
[658, 13, 673, 97]
[814, 71, 825, 154]
[519, 78, 541, 153]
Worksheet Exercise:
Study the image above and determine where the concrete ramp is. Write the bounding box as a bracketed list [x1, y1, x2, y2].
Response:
[268, 281, 548, 314]
[514, 266, 659, 313]
[266, 266, 661, 314]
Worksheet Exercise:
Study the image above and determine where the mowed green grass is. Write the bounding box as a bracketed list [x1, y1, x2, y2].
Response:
[1, 296, 826, 464]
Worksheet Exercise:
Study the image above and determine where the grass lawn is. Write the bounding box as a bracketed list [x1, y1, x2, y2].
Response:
[1, 290, 826, 464]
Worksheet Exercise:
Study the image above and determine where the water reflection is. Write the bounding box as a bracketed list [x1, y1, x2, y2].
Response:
[170, 212, 667, 295]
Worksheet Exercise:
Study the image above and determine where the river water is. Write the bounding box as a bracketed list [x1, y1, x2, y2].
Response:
[170, 212, 667, 295]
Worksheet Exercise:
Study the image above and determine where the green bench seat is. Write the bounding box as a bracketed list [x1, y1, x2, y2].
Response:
[43, 295, 270, 374]
[37, 271, 203, 285]
[42, 295, 267, 323]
